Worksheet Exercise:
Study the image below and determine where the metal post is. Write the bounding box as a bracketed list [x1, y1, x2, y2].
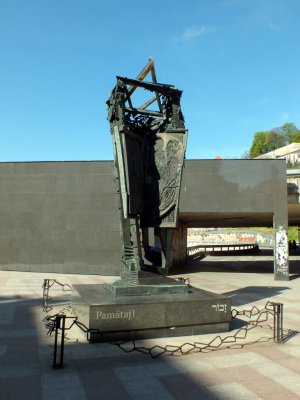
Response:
[43, 279, 50, 309]
[53, 315, 66, 369]
[60, 315, 65, 367]
[272, 303, 283, 343]
[280, 303, 283, 342]
[53, 315, 60, 368]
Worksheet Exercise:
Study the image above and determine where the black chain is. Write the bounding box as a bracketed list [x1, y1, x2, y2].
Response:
[42, 279, 72, 312]
[42, 279, 289, 360]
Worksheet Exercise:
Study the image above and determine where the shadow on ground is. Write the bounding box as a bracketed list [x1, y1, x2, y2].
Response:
[171, 248, 300, 276]
[0, 293, 227, 400]
[223, 286, 290, 306]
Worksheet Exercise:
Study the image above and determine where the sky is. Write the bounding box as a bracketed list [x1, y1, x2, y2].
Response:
[1, 0, 300, 161]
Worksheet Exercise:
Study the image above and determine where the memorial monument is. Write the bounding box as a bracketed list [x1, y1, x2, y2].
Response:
[72, 60, 231, 340]
[105, 58, 188, 289]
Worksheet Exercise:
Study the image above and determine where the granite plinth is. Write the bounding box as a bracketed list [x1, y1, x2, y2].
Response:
[104, 271, 189, 297]
[72, 282, 231, 341]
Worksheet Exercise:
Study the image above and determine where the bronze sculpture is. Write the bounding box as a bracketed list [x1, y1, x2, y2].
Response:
[107, 59, 187, 286]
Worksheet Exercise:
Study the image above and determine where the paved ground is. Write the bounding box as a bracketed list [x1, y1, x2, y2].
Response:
[1, 252, 300, 399]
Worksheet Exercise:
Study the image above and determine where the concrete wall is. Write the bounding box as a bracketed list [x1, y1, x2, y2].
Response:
[0, 161, 122, 275]
[287, 176, 300, 203]
[0, 159, 288, 277]
[180, 159, 287, 218]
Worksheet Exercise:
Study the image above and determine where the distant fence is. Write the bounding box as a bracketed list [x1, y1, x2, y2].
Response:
[187, 242, 259, 259]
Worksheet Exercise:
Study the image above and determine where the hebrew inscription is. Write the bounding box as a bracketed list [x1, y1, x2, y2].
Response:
[212, 304, 228, 313]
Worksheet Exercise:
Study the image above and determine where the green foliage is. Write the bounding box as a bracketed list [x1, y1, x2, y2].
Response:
[249, 131, 283, 158]
[267, 130, 286, 150]
[281, 123, 300, 143]
[249, 122, 300, 158]
[250, 132, 266, 158]
[288, 226, 299, 241]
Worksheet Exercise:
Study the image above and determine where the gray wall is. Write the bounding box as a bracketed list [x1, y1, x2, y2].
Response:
[0, 161, 121, 275]
[180, 159, 287, 228]
[0, 159, 287, 276]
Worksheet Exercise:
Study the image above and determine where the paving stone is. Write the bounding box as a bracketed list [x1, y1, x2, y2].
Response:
[0, 259, 299, 400]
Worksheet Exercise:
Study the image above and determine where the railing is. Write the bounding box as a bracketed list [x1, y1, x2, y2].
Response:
[187, 242, 259, 257]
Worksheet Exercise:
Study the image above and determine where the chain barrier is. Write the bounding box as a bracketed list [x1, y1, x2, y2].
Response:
[42, 279, 72, 312]
[42, 279, 289, 368]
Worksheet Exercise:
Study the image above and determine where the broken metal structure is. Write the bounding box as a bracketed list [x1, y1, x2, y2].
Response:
[107, 59, 188, 282]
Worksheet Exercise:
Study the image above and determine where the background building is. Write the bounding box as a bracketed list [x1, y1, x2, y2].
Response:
[255, 143, 300, 167]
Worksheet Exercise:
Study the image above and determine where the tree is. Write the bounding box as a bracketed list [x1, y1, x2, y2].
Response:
[266, 130, 286, 151]
[280, 123, 300, 143]
[249, 122, 300, 158]
[250, 131, 269, 158]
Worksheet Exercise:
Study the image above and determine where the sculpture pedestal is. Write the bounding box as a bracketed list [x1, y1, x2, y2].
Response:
[72, 275, 231, 341]
[104, 271, 189, 297]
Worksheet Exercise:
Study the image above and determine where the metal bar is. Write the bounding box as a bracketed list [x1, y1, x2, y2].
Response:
[60, 316, 65, 368]
[276, 304, 279, 342]
[42, 279, 49, 308]
[53, 316, 60, 368]
[127, 58, 154, 96]
[272, 303, 283, 343]
[280, 304, 283, 341]
[139, 95, 157, 110]
[52, 315, 66, 369]
[114, 125, 129, 219]
[125, 107, 163, 118]
[135, 58, 154, 81]
[273, 303, 276, 342]
[117, 76, 177, 96]
[123, 84, 133, 109]
[150, 62, 163, 112]
[278, 305, 280, 341]
[124, 59, 163, 113]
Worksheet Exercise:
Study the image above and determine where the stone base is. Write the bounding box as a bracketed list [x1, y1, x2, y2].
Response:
[72, 281, 231, 342]
[104, 271, 189, 297]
